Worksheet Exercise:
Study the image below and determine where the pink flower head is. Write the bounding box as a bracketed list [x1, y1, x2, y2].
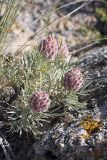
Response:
[58, 37, 70, 62]
[39, 35, 58, 60]
[29, 91, 51, 112]
[64, 67, 84, 91]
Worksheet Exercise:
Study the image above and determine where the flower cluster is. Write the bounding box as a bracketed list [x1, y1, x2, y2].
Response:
[29, 91, 51, 112]
[29, 68, 84, 112]
[58, 37, 70, 61]
[63, 68, 84, 91]
[39, 35, 58, 60]
[39, 34, 70, 61]
[29, 35, 84, 113]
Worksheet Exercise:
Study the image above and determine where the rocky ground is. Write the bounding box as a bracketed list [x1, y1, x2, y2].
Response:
[0, 0, 107, 160]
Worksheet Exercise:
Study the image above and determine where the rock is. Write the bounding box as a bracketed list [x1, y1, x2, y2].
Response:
[78, 46, 107, 108]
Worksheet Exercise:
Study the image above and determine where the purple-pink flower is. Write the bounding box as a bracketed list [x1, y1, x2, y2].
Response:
[39, 35, 58, 60]
[63, 67, 84, 91]
[29, 91, 51, 112]
[39, 34, 70, 61]
[58, 37, 70, 61]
